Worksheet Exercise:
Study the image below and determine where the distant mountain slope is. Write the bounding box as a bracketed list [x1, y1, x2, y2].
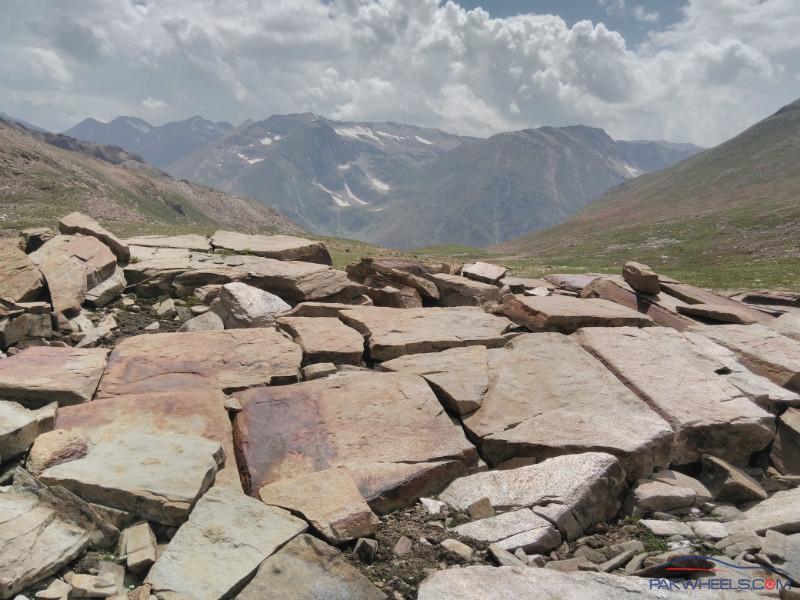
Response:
[0, 118, 298, 237]
[363, 126, 701, 248]
[0, 112, 48, 133]
[498, 98, 800, 280]
[64, 115, 234, 168]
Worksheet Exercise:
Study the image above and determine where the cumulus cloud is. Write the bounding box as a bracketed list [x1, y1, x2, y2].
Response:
[0, 0, 799, 146]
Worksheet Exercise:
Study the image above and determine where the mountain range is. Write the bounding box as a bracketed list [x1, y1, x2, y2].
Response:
[63, 114, 701, 248]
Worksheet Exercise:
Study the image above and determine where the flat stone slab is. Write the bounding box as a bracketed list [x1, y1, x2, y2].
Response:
[0, 401, 39, 462]
[772, 408, 800, 475]
[211, 230, 332, 264]
[31, 234, 116, 289]
[59, 212, 129, 262]
[259, 467, 379, 544]
[146, 487, 307, 600]
[237, 534, 386, 600]
[0, 346, 108, 408]
[233, 372, 478, 513]
[96, 328, 301, 397]
[677, 303, 760, 324]
[337, 306, 512, 361]
[381, 345, 489, 415]
[463, 333, 673, 478]
[501, 295, 653, 333]
[48, 388, 241, 490]
[576, 327, 774, 465]
[728, 487, 800, 535]
[661, 281, 767, 322]
[277, 316, 364, 365]
[770, 313, 800, 342]
[697, 324, 800, 392]
[125, 234, 211, 251]
[438, 453, 626, 532]
[461, 262, 507, 285]
[543, 273, 601, 292]
[0, 239, 44, 303]
[426, 273, 501, 307]
[451, 509, 561, 553]
[40, 432, 224, 525]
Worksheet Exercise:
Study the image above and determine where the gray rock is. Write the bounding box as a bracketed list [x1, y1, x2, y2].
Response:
[211, 282, 290, 328]
[177, 310, 225, 332]
[626, 480, 697, 515]
[700, 455, 767, 504]
[650, 470, 713, 503]
[622, 261, 660, 295]
[355, 538, 379, 564]
[728, 487, 800, 535]
[461, 262, 507, 285]
[118, 522, 157, 574]
[690, 521, 729, 541]
[441, 539, 473, 561]
[639, 520, 693, 537]
[451, 509, 561, 553]
[532, 503, 583, 542]
[0, 401, 39, 463]
[772, 408, 800, 476]
[426, 273, 501, 307]
[301, 362, 337, 380]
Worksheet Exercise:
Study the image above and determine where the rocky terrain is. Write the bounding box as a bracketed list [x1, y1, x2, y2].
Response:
[1, 213, 800, 599]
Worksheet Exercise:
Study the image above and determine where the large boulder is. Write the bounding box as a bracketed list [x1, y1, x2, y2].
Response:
[233, 372, 478, 513]
[336, 306, 512, 361]
[237, 534, 386, 600]
[277, 316, 364, 365]
[211, 230, 332, 264]
[0, 347, 108, 408]
[576, 327, 775, 465]
[210, 282, 290, 328]
[426, 273, 501, 307]
[0, 239, 44, 302]
[95, 329, 301, 397]
[58, 212, 130, 262]
[40, 432, 224, 525]
[463, 333, 673, 478]
[145, 487, 307, 600]
[500, 295, 653, 333]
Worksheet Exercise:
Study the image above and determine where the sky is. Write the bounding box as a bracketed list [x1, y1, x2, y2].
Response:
[2, 0, 799, 146]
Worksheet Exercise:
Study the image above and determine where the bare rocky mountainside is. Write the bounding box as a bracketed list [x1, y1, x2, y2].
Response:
[64, 114, 700, 247]
[2, 213, 800, 599]
[0, 118, 298, 238]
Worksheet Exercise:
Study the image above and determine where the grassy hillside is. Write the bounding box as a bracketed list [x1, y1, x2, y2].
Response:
[495, 99, 800, 290]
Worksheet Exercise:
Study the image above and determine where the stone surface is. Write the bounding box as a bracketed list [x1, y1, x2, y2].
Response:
[26, 430, 88, 476]
[441, 538, 473, 561]
[427, 273, 501, 306]
[461, 262, 507, 285]
[177, 309, 225, 332]
[501, 277, 553, 293]
[690, 521, 729, 540]
[302, 362, 338, 380]
[544, 274, 602, 292]
[417, 565, 754, 600]
[96, 328, 301, 397]
[381, 345, 489, 415]
[146, 487, 307, 600]
[650, 470, 712, 503]
[698, 324, 800, 392]
[622, 261, 660, 295]
[0, 239, 44, 303]
[577, 327, 774, 465]
[84, 267, 125, 308]
[211, 230, 332, 264]
[259, 467, 379, 544]
[438, 453, 627, 531]
[58, 212, 129, 262]
[677, 303, 760, 324]
[467, 497, 495, 520]
[278, 316, 364, 365]
[211, 282, 290, 328]
[355, 537, 379, 564]
[451, 509, 561, 553]
[118, 522, 157, 574]
[346, 258, 441, 302]
[772, 408, 800, 475]
[233, 372, 478, 512]
[700, 455, 768, 503]
[626, 480, 697, 514]
[0, 401, 39, 463]
[237, 534, 386, 600]
[125, 234, 211, 251]
[0, 347, 108, 408]
[661, 281, 766, 319]
[40, 432, 224, 525]
[337, 306, 511, 361]
[501, 295, 653, 333]
[463, 333, 673, 477]
[639, 520, 693, 537]
[770, 313, 800, 342]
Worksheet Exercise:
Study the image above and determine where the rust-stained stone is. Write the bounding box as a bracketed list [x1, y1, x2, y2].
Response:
[233, 372, 478, 513]
[95, 329, 301, 398]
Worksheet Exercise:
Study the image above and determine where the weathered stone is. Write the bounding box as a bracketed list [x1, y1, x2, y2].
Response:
[355, 537, 379, 564]
[451, 509, 561, 553]
[770, 313, 800, 343]
[463, 334, 672, 477]
[211, 230, 332, 264]
[118, 522, 157, 574]
[260, 467, 379, 544]
[0, 347, 108, 408]
[426, 273, 501, 307]
[210, 282, 290, 328]
[237, 534, 386, 600]
[20, 227, 54, 253]
[626, 480, 697, 515]
[467, 497, 495, 520]
[363, 282, 422, 308]
[700, 455, 767, 503]
[622, 262, 660, 295]
[155, 297, 176, 318]
[639, 520, 693, 537]
[346, 258, 440, 302]
[500, 277, 554, 294]
[501, 295, 653, 333]
[439, 453, 627, 531]
[532, 503, 583, 542]
[381, 345, 489, 415]
[577, 327, 774, 465]
[337, 306, 511, 361]
[40, 432, 224, 525]
[543, 273, 602, 291]
[0, 239, 44, 303]
[421, 497, 447, 515]
[772, 408, 800, 475]
[698, 324, 800, 392]
[461, 262, 507, 285]
[278, 316, 364, 365]
[0, 313, 53, 349]
[125, 234, 211, 251]
[301, 362, 337, 380]
[58, 213, 129, 262]
[177, 310, 224, 332]
[488, 544, 528, 567]
[146, 487, 307, 599]
[690, 521, 729, 540]
[96, 328, 301, 397]
[394, 535, 413, 556]
[85, 267, 125, 308]
[233, 372, 478, 513]
[650, 470, 713, 503]
[0, 401, 39, 463]
[46, 387, 241, 490]
[26, 430, 89, 476]
[661, 281, 767, 320]
[34, 577, 72, 600]
[677, 303, 760, 324]
[441, 538, 473, 561]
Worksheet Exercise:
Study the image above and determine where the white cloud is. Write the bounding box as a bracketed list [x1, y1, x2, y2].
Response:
[0, 0, 798, 146]
[633, 6, 659, 22]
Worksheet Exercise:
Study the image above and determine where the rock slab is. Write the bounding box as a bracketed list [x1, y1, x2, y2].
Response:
[501, 295, 653, 333]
